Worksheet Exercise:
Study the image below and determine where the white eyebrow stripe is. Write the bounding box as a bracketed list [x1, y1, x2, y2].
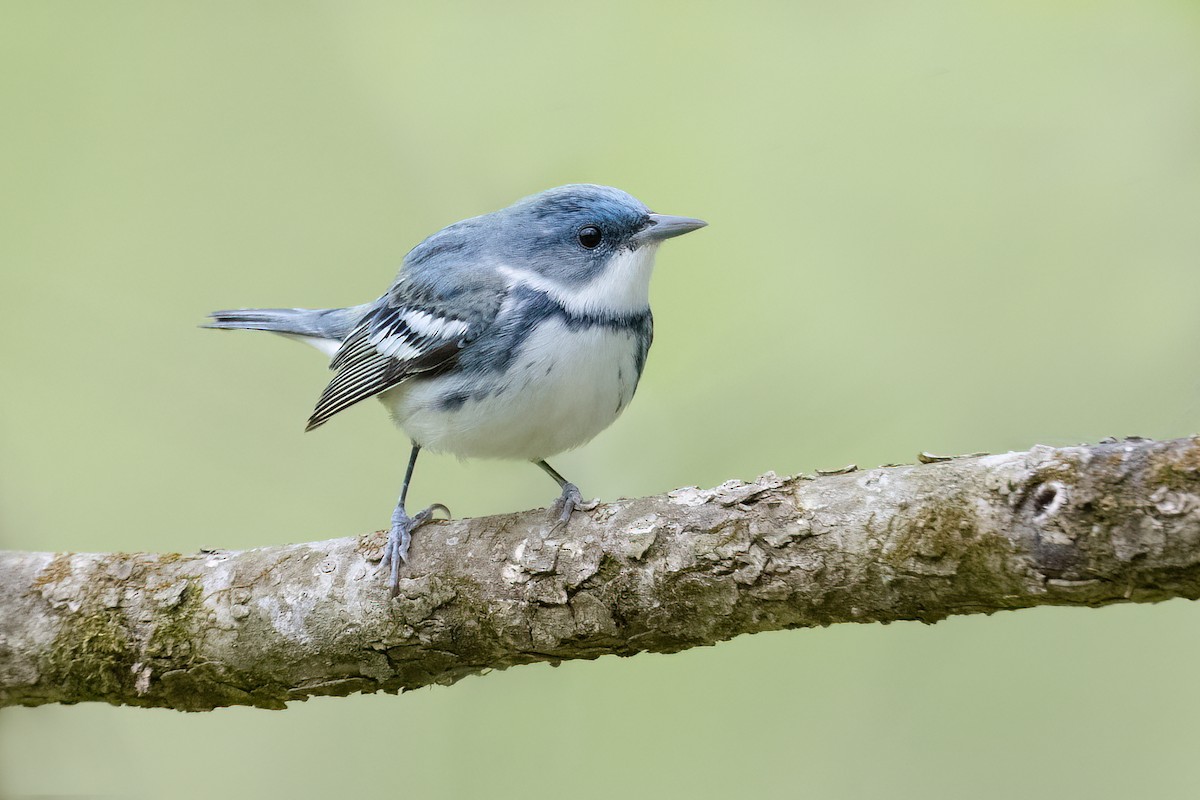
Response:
[402, 309, 469, 339]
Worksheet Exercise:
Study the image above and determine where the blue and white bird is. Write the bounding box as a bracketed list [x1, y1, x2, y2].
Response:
[206, 184, 706, 595]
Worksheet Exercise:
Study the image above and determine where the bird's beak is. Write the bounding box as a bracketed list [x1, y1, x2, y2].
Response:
[635, 213, 708, 244]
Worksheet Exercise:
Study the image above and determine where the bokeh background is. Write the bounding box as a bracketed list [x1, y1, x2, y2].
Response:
[4, 1, 1200, 798]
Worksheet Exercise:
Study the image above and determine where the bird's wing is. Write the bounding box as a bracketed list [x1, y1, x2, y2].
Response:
[305, 279, 501, 431]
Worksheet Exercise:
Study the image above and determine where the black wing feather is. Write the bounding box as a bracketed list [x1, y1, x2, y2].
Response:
[305, 301, 469, 431]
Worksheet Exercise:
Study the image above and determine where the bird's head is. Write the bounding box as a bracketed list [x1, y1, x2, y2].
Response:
[501, 184, 706, 285]
[404, 184, 706, 314]
[471, 184, 706, 313]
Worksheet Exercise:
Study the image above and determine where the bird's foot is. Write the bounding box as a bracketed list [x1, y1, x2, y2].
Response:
[380, 503, 450, 597]
[550, 482, 599, 532]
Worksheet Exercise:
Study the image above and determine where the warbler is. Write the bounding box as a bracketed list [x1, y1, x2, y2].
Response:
[206, 184, 706, 595]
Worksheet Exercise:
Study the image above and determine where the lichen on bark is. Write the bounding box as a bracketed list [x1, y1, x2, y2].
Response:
[2, 436, 1199, 711]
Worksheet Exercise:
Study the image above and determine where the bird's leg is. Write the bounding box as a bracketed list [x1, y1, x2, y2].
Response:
[536, 460, 598, 530]
[380, 444, 449, 597]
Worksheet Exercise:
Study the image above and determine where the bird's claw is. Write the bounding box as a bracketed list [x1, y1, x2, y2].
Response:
[550, 482, 598, 532]
[380, 503, 451, 597]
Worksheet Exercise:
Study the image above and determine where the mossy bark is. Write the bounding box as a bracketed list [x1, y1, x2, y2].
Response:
[3, 436, 1200, 711]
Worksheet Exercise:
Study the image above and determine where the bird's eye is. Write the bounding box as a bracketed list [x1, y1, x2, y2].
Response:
[577, 225, 602, 249]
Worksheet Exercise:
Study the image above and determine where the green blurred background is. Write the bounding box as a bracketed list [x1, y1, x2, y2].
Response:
[3, 1, 1200, 797]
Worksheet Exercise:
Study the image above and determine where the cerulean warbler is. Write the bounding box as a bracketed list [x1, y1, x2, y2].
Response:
[206, 184, 706, 595]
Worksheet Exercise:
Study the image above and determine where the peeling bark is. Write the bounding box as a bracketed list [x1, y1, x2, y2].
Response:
[3, 436, 1200, 711]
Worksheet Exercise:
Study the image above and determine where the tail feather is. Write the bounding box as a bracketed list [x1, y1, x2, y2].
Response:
[205, 308, 322, 334]
[203, 304, 370, 340]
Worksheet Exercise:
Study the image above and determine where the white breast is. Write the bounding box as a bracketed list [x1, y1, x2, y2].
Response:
[379, 320, 642, 461]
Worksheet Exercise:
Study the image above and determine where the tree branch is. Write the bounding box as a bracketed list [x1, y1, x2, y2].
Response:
[4, 436, 1200, 711]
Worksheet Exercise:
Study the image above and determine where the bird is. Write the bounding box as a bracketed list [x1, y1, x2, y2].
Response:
[205, 184, 706, 596]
